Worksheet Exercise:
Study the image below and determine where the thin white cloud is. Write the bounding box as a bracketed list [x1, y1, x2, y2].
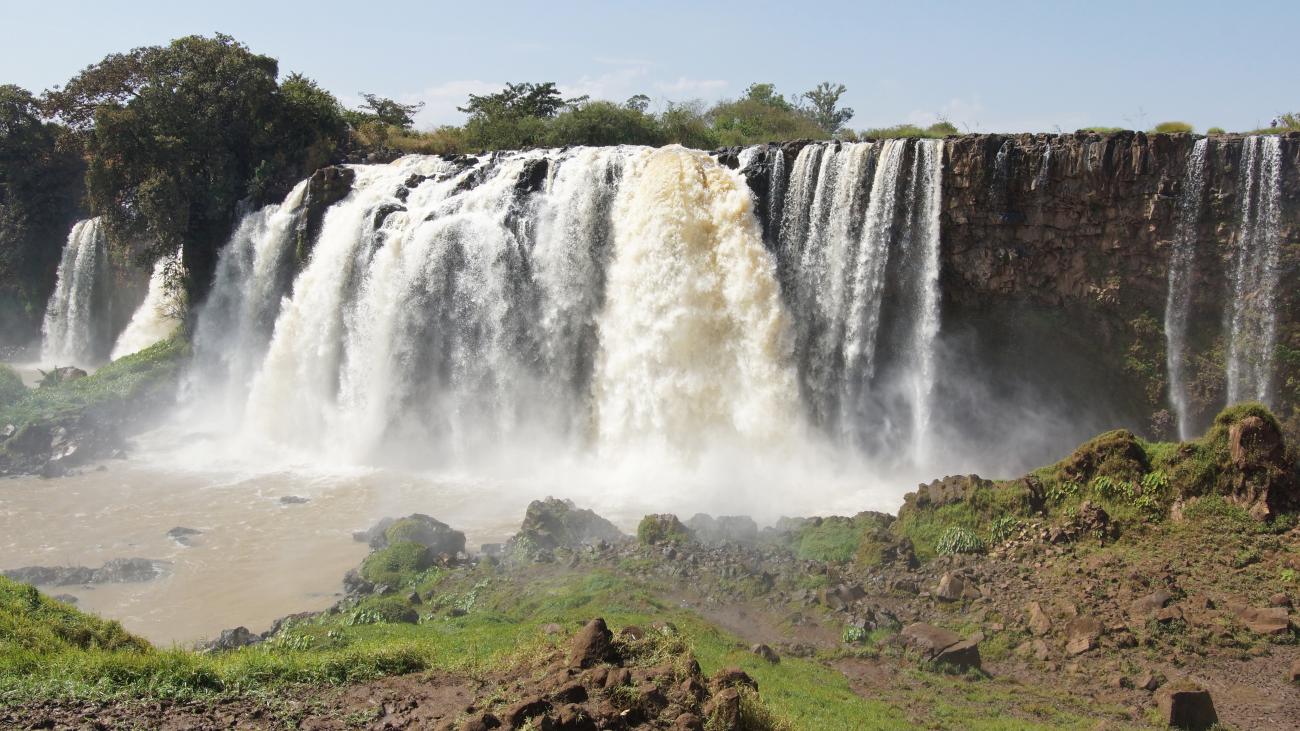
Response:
[653, 77, 729, 98]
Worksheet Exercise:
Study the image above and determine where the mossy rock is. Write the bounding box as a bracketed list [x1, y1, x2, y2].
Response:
[355, 514, 465, 555]
[360, 541, 435, 587]
[512, 498, 625, 556]
[637, 514, 693, 546]
[1060, 429, 1149, 483]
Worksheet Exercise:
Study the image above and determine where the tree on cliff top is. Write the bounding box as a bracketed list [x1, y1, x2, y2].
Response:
[0, 85, 84, 345]
[800, 82, 855, 134]
[355, 93, 423, 129]
[708, 82, 828, 147]
[42, 33, 348, 293]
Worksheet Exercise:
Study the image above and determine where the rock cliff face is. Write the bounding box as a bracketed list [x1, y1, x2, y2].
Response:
[730, 132, 1300, 447]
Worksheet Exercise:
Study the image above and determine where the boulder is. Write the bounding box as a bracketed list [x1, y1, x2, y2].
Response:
[1155, 682, 1218, 730]
[568, 618, 615, 668]
[356, 514, 465, 556]
[1026, 601, 1053, 636]
[900, 623, 982, 670]
[511, 498, 625, 556]
[935, 572, 981, 602]
[685, 514, 759, 545]
[750, 644, 779, 664]
[1129, 589, 1173, 620]
[1233, 605, 1291, 635]
[206, 626, 262, 652]
[637, 514, 694, 546]
[1065, 616, 1103, 655]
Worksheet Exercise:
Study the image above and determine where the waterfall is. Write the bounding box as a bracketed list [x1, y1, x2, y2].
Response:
[190, 180, 310, 412]
[110, 251, 186, 360]
[593, 146, 800, 450]
[1226, 135, 1284, 406]
[41, 217, 110, 367]
[773, 139, 944, 464]
[1164, 138, 1209, 440]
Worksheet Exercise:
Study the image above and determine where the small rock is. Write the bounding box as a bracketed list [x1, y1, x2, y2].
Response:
[1026, 601, 1052, 636]
[750, 643, 779, 664]
[1288, 659, 1300, 683]
[1065, 616, 1103, 655]
[279, 495, 309, 505]
[1234, 605, 1291, 635]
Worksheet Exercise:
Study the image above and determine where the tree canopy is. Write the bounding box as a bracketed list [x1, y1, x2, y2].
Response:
[42, 33, 350, 291]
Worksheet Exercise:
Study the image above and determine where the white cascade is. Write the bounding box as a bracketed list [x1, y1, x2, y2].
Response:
[1163, 138, 1209, 440]
[593, 146, 801, 450]
[1226, 135, 1284, 406]
[110, 250, 186, 360]
[41, 217, 110, 366]
[774, 138, 944, 464]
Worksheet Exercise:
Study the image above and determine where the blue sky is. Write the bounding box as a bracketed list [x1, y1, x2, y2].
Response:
[4, 0, 1297, 133]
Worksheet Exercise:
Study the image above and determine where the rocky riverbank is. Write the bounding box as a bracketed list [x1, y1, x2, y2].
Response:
[4, 405, 1299, 729]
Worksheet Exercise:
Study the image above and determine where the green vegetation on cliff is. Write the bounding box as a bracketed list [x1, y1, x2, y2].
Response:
[0, 336, 187, 429]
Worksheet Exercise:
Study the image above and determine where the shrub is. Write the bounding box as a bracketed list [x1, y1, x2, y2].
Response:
[988, 515, 1021, 544]
[348, 596, 419, 625]
[1207, 127, 1226, 135]
[636, 514, 693, 546]
[360, 541, 435, 587]
[0, 364, 26, 408]
[1152, 121, 1193, 134]
[935, 526, 985, 556]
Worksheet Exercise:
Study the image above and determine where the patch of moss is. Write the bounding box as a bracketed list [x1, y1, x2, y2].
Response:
[359, 541, 435, 587]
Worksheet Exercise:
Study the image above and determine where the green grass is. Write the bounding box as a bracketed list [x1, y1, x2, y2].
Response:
[794, 517, 868, 563]
[0, 337, 189, 428]
[1151, 121, 1193, 134]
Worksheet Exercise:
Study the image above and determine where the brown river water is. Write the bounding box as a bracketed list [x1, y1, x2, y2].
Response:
[0, 452, 531, 645]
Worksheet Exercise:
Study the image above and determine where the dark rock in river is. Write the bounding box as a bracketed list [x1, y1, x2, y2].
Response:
[2, 558, 169, 586]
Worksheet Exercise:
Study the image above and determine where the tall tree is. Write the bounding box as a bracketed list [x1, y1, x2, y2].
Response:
[44, 34, 348, 295]
[357, 93, 423, 129]
[0, 85, 85, 346]
[801, 82, 855, 134]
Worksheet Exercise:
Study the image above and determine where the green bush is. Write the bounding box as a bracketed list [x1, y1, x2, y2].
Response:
[347, 596, 419, 625]
[0, 364, 26, 408]
[546, 101, 664, 147]
[1152, 121, 1193, 134]
[1207, 127, 1226, 135]
[636, 514, 692, 546]
[360, 541, 434, 587]
[935, 526, 985, 556]
[858, 121, 956, 139]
